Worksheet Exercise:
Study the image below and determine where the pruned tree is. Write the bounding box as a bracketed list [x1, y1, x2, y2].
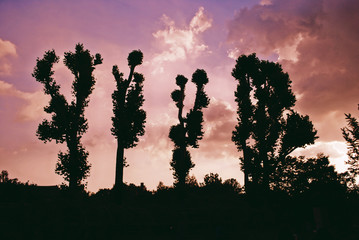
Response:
[169, 69, 209, 189]
[232, 53, 317, 193]
[342, 107, 359, 186]
[33, 43, 102, 189]
[111, 50, 146, 192]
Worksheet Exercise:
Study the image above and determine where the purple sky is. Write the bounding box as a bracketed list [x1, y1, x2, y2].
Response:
[1, 0, 358, 192]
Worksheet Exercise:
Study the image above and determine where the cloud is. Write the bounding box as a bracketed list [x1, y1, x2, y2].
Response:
[137, 104, 178, 160]
[0, 80, 48, 121]
[151, 7, 212, 73]
[227, 0, 359, 141]
[291, 141, 348, 172]
[0, 38, 17, 75]
[200, 98, 238, 159]
[260, 0, 273, 6]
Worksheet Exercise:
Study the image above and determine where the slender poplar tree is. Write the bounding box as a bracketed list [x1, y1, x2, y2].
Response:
[33, 43, 102, 189]
[169, 69, 209, 189]
[111, 50, 146, 192]
[231, 54, 256, 192]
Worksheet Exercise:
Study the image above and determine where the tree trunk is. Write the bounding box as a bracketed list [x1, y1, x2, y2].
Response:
[178, 87, 186, 189]
[67, 136, 79, 191]
[262, 154, 269, 192]
[242, 146, 250, 193]
[115, 141, 124, 191]
[69, 174, 77, 190]
[243, 153, 250, 193]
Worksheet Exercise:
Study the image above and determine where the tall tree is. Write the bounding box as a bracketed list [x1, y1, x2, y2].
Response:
[169, 69, 209, 189]
[111, 50, 146, 192]
[33, 43, 102, 189]
[232, 53, 317, 193]
[342, 107, 359, 186]
[231, 54, 256, 192]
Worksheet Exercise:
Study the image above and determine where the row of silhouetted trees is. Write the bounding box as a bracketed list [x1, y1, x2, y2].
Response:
[32, 43, 359, 195]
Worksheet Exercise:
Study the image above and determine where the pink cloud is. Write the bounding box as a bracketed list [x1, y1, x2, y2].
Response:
[0, 80, 49, 121]
[292, 140, 348, 172]
[201, 98, 238, 159]
[0, 38, 17, 76]
[151, 7, 212, 73]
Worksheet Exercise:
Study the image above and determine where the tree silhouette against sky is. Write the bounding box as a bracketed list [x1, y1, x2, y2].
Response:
[33, 43, 102, 190]
[169, 69, 209, 189]
[232, 54, 317, 193]
[342, 106, 359, 186]
[111, 50, 146, 193]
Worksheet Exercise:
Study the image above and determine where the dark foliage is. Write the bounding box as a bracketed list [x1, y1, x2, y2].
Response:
[111, 50, 146, 192]
[272, 154, 347, 197]
[342, 107, 359, 187]
[169, 69, 210, 188]
[33, 44, 102, 189]
[2, 172, 358, 240]
[232, 53, 317, 193]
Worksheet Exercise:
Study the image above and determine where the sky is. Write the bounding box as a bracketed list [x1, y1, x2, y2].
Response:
[0, 0, 358, 192]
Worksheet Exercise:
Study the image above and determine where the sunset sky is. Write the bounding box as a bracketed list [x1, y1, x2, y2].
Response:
[1, 0, 358, 192]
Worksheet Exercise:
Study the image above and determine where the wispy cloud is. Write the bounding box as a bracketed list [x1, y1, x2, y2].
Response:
[151, 7, 212, 74]
[0, 80, 48, 121]
[0, 38, 17, 75]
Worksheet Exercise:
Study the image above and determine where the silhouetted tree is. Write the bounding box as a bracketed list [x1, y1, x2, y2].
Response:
[232, 54, 317, 193]
[223, 178, 242, 193]
[0, 170, 9, 183]
[200, 173, 243, 194]
[169, 69, 209, 189]
[111, 50, 146, 192]
[33, 44, 102, 190]
[186, 175, 199, 188]
[202, 173, 222, 187]
[273, 154, 344, 195]
[156, 181, 170, 191]
[342, 107, 359, 186]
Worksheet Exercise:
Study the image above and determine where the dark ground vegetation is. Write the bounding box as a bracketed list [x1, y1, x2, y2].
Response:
[1, 175, 359, 240]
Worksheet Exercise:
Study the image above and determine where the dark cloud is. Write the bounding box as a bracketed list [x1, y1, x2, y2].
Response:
[227, 0, 359, 141]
